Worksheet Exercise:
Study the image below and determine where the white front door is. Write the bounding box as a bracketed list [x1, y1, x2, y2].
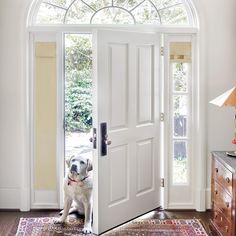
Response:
[92, 30, 161, 235]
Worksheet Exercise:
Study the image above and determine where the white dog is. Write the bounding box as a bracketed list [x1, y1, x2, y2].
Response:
[55, 154, 93, 234]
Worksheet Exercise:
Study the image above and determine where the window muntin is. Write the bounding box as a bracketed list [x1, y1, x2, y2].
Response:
[35, 0, 191, 25]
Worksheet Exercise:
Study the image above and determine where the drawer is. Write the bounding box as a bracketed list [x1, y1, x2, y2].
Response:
[213, 159, 233, 195]
[213, 182, 232, 220]
[212, 206, 231, 236]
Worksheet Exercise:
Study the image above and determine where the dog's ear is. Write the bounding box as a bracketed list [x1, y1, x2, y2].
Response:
[66, 155, 75, 167]
[86, 158, 93, 172]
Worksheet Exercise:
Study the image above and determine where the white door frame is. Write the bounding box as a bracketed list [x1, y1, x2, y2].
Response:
[22, 25, 206, 213]
[163, 34, 195, 209]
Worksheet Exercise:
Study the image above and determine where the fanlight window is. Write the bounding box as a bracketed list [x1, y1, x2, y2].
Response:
[35, 0, 192, 25]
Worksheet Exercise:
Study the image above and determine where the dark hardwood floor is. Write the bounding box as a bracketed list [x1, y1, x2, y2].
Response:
[0, 209, 211, 235]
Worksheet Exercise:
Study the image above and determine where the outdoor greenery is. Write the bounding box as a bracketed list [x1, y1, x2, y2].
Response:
[36, 0, 189, 25]
[65, 34, 92, 132]
[173, 62, 187, 92]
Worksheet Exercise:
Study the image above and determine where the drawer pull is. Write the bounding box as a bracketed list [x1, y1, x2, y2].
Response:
[215, 190, 218, 195]
[226, 177, 230, 183]
[215, 213, 218, 219]
[215, 168, 219, 173]
[225, 202, 230, 208]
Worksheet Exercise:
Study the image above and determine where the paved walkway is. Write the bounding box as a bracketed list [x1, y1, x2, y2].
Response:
[65, 131, 92, 160]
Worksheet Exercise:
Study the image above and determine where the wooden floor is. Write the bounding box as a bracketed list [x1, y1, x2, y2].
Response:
[0, 209, 211, 235]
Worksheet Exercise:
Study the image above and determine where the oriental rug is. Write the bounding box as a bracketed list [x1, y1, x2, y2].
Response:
[16, 217, 208, 236]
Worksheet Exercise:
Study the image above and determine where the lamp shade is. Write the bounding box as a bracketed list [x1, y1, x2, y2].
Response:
[209, 86, 236, 107]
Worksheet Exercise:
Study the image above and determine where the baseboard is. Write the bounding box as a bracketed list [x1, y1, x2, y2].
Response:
[20, 187, 30, 211]
[206, 188, 211, 209]
[195, 188, 206, 211]
[31, 190, 59, 209]
[167, 202, 195, 209]
[0, 188, 21, 209]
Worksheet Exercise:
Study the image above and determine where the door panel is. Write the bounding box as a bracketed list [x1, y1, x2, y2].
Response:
[109, 43, 128, 129]
[136, 139, 154, 195]
[93, 30, 160, 234]
[109, 145, 129, 206]
[137, 45, 154, 124]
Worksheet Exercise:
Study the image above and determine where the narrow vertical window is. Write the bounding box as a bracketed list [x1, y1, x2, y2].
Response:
[170, 42, 191, 185]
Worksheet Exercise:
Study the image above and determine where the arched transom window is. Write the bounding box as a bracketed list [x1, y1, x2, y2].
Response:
[34, 0, 194, 25]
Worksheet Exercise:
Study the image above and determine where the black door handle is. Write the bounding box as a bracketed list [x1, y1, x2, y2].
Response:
[101, 122, 112, 156]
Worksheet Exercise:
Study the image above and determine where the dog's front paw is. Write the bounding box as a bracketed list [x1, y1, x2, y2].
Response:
[54, 217, 65, 224]
[82, 225, 92, 234]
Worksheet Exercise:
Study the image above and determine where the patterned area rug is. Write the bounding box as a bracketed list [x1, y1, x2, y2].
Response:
[105, 219, 208, 236]
[16, 217, 86, 236]
[16, 217, 208, 236]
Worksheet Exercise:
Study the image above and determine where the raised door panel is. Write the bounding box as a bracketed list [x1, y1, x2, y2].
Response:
[136, 139, 154, 196]
[108, 145, 129, 207]
[109, 43, 128, 131]
[136, 45, 154, 126]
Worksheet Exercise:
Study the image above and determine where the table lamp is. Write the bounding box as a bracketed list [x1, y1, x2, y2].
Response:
[209, 86, 236, 157]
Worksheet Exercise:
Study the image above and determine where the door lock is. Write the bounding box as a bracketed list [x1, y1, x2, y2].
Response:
[89, 128, 97, 149]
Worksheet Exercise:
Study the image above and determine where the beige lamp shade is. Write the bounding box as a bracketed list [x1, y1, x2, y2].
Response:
[209, 86, 236, 107]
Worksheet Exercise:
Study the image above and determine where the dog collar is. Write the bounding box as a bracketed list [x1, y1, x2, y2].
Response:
[67, 175, 89, 185]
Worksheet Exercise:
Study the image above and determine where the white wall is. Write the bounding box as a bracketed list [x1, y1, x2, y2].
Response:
[200, 0, 236, 207]
[0, 0, 235, 210]
[0, 0, 31, 209]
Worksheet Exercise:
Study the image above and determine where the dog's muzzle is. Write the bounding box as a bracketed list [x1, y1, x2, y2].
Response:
[70, 164, 77, 173]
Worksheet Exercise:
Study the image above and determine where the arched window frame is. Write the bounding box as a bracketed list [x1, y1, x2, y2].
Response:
[27, 0, 198, 28]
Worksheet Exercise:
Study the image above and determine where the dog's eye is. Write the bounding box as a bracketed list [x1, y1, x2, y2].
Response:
[80, 160, 85, 165]
[71, 159, 75, 162]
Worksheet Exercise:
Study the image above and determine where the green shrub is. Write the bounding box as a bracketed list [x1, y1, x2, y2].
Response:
[65, 35, 92, 132]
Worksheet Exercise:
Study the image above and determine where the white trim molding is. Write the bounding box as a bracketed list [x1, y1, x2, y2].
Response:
[206, 188, 211, 210]
[167, 202, 195, 209]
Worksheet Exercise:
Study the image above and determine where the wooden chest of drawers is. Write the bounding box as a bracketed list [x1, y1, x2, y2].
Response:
[210, 151, 236, 236]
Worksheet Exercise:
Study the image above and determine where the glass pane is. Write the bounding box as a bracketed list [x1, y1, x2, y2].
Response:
[132, 0, 160, 24]
[92, 7, 134, 24]
[173, 95, 187, 116]
[36, 3, 66, 24]
[173, 95, 187, 137]
[114, 0, 145, 10]
[173, 141, 187, 184]
[85, 0, 111, 11]
[151, 0, 182, 10]
[173, 62, 188, 92]
[43, 0, 74, 8]
[65, 1, 94, 24]
[159, 4, 189, 25]
[174, 114, 187, 137]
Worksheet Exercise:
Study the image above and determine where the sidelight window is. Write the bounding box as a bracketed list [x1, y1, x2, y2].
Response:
[169, 42, 192, 185]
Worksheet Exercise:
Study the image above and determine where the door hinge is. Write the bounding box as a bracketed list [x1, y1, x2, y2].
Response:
[160, 46, 164, 56]
[160, 113, 164, 122]
[161, 178, 164, 187]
